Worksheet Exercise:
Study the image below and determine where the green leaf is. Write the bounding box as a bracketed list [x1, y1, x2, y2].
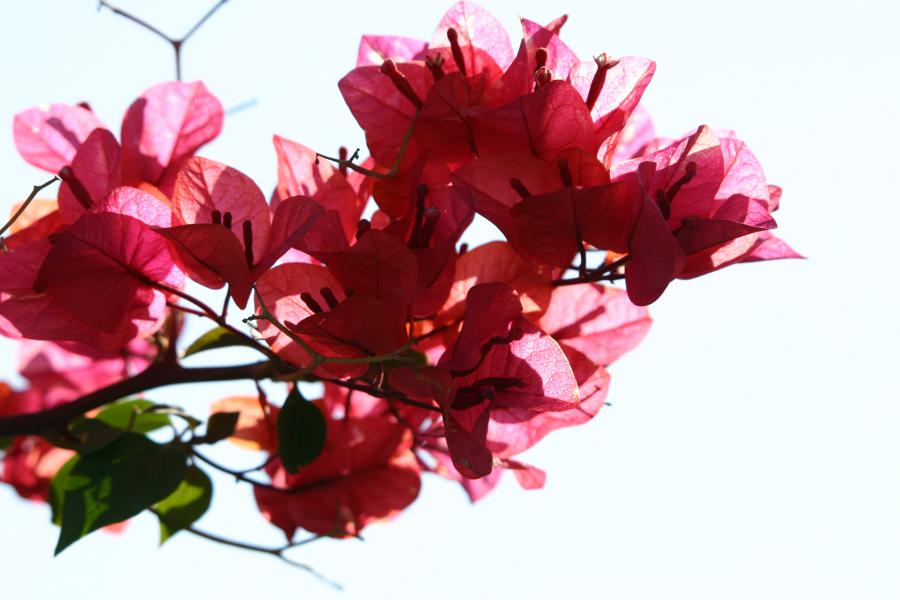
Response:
[95, 399, 171, 434]
[196, 412, 239, 445]
[155, 465, 212, 544]
[49, 455, 79, 526]
[277, 387, 326, 474]
[184, 326, 254, 358]
[0, 435, 13, 451]
[47, 419, 127, 455]
[55, 433, 187, 555]
[46, 400, 172, 455]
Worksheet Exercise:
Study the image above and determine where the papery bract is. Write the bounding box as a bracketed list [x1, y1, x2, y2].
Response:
[2, 436, 74, 502]
[273, 135, 364, 243]
[470, 81, 598, 159]
[120, 81, 223, 185]
[35, 212, 180, 334]
[163, 157, 326, 307]
[13, 104, 105, 173]
[394, 283, 578, 478]
[536, 283, 651, 367]
[255, 415, 421, 538]
[612, 127, 783, 303]
[437, 241, 552, 325]
[57, 128, 121, 222]
[19, 338, 152, 405]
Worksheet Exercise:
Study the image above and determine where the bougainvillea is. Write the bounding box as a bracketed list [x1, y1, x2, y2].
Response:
[0, 1, 797, 580]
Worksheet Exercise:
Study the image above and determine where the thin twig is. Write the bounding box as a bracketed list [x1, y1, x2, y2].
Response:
[162, 312, 181, 365]
[152, 281, 283, 363]
[220, 284, 231, 319]
[97, 0, 169, 41]
[316, 114, 416, 179]
[150, 508, 338, 588]
[552, 255, 630, 286]
[165, 302, 208, 320]
[190, 448, 287, 492]
[97, 0, 229, 80]
[318, 377, 441, 414]
[0, 176, 58, 240]
[181, 0, 228, 42]
[576, 240, 588, 277]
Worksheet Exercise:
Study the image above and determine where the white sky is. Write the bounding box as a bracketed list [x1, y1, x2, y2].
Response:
[1, 1, 899, 598]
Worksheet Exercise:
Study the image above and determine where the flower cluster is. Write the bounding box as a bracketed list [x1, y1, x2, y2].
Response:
[0, 2, 796, 553]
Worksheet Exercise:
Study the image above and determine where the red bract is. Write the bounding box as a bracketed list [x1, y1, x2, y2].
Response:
[2, 436, 74, 502]
[13, 104, 105, 173]
[452, 150, 633, 270]
[437, 241, 552, 325]
[255, 415, 421, 538]
[490, 285, 652, 456]
[326, 229, 418, 317]
[340, 2, 514, 169]
[19, 338, 152, 405]
[379, 179, 474, 316]
[510, 181, 633, 268]
[612, 126, 788, 304]
[272, 135, 366, 243]
[536, 283, 651, 368]
[470, 81, 599, 159]
[288, 294, 409, 372]
[569, 56, 656, 164]
[255, 262, 346, 369]
[338, 3, 581, 216]
[392, 283, 578, 478]
[255, 260, 409, 378]
[35, 211, 179, 334]
[0, 187, 181, 351]
[161, 156, 326, 307]
[428, 2, 514, 78]
[0, 385, 75, 502]
[57, 129, 122, 223]
[15, 81, 223, 222]
[484, 16, 579, 107]
[120, 81, 223, 185]
[356, 35, 427, 67]
[611, 106, 656, 164]
[321, 381, 386, 420]
[339, 58, 428, 171]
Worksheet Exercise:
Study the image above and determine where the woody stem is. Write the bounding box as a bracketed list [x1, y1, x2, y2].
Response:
[97, 0, 228, 80]
[0, 360, 277, 436]
[552, 255, 631, 286]
[0, 176, 58, 240]
[149, 508, 337, 587]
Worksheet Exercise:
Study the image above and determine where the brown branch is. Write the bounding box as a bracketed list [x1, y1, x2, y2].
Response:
[181, 0, 228, 43]
[552, 271, 626, 286]
[97, 0, 229, 80]
[0, 360, 275, 437]
[552, 255, 630, 287]
[0, 176, 59, 241]
[318, 377, 441, 413]
[150, 508, 338, 587]
[191, 448, 287, 493]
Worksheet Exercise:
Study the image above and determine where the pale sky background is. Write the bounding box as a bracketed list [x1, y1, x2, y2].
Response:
[1, 1, 899, 598]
